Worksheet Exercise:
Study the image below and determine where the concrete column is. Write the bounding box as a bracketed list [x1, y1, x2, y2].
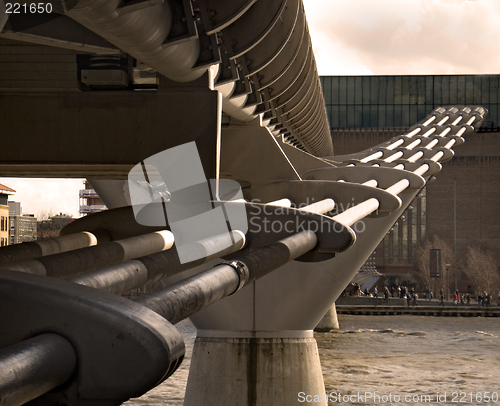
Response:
[184, 332, 326, 406]
[314, 303, 340, 332]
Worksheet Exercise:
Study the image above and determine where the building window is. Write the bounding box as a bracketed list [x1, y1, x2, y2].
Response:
[402, 213, 408, 260]
[382, 187, 427, 264]
[392, 222, 399, 259]
[321, 74, 500, 130]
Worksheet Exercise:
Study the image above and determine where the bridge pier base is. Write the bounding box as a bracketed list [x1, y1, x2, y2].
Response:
[183, 334, 326, 406]
[314, 304, 340, 332]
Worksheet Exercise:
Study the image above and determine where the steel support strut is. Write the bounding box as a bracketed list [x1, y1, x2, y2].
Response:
[0, 334, 76, 406]
[137, 230, 317, 324]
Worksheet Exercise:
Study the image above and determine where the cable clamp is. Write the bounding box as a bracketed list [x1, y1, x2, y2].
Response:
[223, 260, 249, 294]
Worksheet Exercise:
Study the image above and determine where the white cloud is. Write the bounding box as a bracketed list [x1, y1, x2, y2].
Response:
[303, 0, 500, 75]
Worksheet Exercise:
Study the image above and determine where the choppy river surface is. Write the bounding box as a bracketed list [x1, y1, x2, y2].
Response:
[124, 315, 500, 405]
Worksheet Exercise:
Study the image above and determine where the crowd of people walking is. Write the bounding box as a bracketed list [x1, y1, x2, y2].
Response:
[347, 283, 500, 307]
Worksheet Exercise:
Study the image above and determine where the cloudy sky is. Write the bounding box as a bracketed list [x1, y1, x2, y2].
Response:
[2, 0, 500, 218]
[303, 0, 500, 75]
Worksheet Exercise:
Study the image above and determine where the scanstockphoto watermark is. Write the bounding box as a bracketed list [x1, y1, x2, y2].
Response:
[248, 197, 378, 217]
[128, 142, 248, 264]
[298, 391, 500, 404]
[247, 199, 369, 235]
[128, 142, 371, 263]
[247, 212, 366, 235]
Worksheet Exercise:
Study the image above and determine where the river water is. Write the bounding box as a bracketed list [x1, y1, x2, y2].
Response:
[124, 315, 500, 405]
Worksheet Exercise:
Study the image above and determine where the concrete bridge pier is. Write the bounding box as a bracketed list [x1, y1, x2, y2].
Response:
[181, 176, 424, 405]
[181, 257, 353, 406]
[184, 333, 326, 406]
[315, 304, 340, 332]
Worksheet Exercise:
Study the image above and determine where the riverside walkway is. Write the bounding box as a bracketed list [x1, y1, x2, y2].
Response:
[336, 297, 500, 317]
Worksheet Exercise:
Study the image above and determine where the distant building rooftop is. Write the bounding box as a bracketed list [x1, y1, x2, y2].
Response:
[0, 183, 15, 195]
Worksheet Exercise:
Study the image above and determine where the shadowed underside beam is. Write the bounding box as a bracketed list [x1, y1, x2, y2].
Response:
[0, 81, 218, 179]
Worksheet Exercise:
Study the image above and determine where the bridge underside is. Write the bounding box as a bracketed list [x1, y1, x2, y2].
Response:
[0, 1, 488, 405]
[0, 73, 219, 179]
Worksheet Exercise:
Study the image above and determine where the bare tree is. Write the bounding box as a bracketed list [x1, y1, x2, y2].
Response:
[415, 235, 455, 298]
[36, 208, 56, 221]
[462, 246, 499, 297]
[37, 213, 74, 239]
